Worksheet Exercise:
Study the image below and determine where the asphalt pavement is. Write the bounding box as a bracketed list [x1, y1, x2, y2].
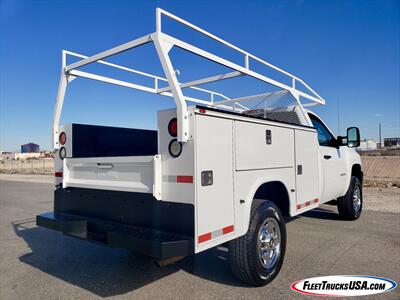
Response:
[0, 179, 399, 299]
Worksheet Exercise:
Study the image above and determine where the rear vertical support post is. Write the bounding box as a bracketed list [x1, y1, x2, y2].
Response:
[153, 33, 189, 142]
[52, 50, 68, 149]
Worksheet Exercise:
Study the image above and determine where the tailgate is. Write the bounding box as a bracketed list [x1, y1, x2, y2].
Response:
[63, 155, 162, 199]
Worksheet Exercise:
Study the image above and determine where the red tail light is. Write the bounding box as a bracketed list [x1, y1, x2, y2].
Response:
[168, 118, 177, 137]
[59, 132, 67, 145]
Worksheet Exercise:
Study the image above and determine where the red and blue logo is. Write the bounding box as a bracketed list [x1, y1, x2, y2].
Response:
[291, 275, 397, 297]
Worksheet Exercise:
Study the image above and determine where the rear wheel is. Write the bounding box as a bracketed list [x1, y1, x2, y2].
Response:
[337, 176, 363, 220]
[228, 199, 286, 286]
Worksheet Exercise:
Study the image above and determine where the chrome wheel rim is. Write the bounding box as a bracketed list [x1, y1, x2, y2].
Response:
[257, 217, 281, 270]
[353, 185, 361, 214]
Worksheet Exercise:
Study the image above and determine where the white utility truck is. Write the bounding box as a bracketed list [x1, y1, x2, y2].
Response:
[37, 9, 363, 286]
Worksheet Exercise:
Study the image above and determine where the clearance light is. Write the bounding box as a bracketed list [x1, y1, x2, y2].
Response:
[59, 147, 66, 160]
[168, 118, 177, 137]
[59, 132, 67, 145]
[168, 139, 182, 157]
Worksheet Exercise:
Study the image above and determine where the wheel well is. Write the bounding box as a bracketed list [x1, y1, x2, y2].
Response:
[253, 181, 290, 216]
[351, 164, 363, 183]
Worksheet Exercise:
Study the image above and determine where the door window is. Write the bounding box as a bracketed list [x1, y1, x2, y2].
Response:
[309, 114, 336, 147]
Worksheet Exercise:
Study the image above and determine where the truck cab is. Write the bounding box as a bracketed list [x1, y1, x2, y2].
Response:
[307, 111, 362, 204]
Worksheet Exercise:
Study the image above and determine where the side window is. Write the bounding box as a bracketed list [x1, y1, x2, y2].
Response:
[309, 114, 336, 147]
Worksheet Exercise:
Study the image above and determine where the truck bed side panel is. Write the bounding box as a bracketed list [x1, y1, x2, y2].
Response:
[233, 120, 296, 237]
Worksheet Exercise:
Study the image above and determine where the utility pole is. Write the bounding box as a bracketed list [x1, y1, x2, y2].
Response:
[337, 99, 340, 135]
[379, 123, 382, 149]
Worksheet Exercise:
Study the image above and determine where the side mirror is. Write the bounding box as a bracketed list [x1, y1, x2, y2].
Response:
[347, 127, 360, 148]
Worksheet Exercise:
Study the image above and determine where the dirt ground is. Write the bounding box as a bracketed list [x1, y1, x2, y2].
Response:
[362, 156, 400, 186]
[362, 186, 400, 214]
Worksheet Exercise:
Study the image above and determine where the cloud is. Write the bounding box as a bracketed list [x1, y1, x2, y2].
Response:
[372, 113, 383, 117]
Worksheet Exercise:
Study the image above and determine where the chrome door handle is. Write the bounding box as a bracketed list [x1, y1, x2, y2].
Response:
[323, 155, 332, 160]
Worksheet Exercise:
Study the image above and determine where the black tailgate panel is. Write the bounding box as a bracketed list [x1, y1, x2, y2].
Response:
[72, 123, 157, 158]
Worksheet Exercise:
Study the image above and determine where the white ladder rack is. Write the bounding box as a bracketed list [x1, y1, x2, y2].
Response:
[53, 8, 325, 148]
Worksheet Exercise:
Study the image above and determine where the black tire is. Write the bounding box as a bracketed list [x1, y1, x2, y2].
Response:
[228, 199, 286, 286]
[337, 176, 363, 220]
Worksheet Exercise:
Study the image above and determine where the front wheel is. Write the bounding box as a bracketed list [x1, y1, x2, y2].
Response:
[337, 176, 363, 220]
[228, 199, 286, 286]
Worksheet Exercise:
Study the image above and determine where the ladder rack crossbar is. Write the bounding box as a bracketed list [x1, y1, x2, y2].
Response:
[64, 50, 230, 102]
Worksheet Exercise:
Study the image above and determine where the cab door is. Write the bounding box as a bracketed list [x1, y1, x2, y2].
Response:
[308, 113, 347, 203]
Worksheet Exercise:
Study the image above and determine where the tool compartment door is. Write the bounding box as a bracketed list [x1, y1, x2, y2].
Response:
[294, 129, 319, 209]
[195, 114, 234, 251]
[235, 121, 295, 170]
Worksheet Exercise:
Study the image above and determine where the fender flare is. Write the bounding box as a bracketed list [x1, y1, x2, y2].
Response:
[237, 175, 293, 237]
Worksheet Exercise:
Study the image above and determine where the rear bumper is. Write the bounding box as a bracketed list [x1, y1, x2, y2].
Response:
[36, 211, 194, 259]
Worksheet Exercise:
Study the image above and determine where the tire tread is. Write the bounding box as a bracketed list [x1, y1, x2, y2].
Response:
[337, 176, 362, 220]
[229, 199, 285, 286]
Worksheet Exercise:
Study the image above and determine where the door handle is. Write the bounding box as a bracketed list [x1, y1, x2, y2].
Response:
[323, 155, 332, 160]
[97, 163, 113, 169]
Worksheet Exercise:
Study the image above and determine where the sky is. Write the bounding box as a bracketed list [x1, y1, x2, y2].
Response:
[1, 0, 399, 151]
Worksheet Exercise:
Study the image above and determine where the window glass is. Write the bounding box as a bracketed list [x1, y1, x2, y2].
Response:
[309, 114, 335, 146]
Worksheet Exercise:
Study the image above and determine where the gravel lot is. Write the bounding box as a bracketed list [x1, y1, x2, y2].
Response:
[0, 177, 399, 299]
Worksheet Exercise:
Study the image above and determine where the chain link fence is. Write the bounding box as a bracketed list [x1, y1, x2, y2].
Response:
[0, 159, 54, 174]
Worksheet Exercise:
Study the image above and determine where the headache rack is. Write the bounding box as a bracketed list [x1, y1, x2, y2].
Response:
[53, 8, 326, 149]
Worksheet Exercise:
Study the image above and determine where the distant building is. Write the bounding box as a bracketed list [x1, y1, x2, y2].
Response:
[40, 151, 53, 158]
[384, 137, 400, 148]
[21, 143, 39, 153]
[14, 152, 41, 160]
[357, 139, 377, 151]
[0, 151, 14, 161]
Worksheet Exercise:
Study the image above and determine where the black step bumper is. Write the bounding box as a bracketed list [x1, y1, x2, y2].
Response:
[36, 212, 194, 259]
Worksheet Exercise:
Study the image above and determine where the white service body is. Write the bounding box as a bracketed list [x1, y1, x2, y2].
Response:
[56, 105, 361, 254]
